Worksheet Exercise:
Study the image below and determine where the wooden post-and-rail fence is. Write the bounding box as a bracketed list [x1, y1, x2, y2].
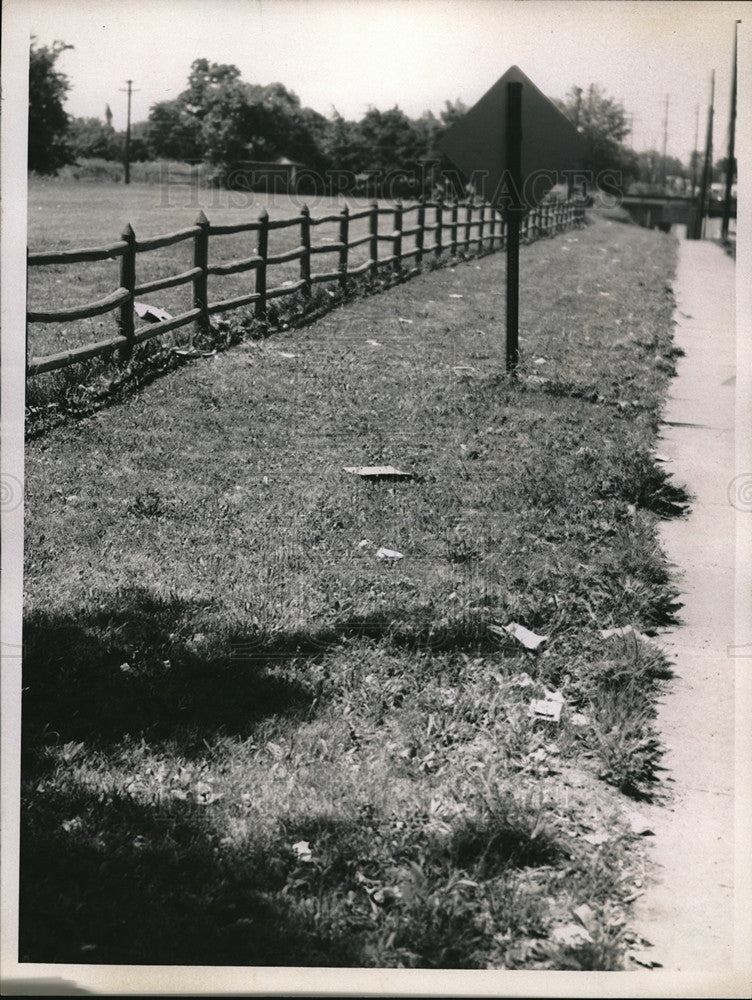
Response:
[26, 197, 586, 376]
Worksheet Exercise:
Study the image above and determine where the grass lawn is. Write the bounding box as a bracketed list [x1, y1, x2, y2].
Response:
[21, 208, 683, 968]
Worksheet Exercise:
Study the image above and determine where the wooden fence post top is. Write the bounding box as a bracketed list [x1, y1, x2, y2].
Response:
[301, 204, 310, 215]
[340, 203, 349, 216]
[195, 210, 209, 226]
[259, 208, 269, 221]
[121, 222, 135, 239]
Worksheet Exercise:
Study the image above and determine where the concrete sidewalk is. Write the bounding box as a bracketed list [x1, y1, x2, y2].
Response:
[632, 238, 737, 973]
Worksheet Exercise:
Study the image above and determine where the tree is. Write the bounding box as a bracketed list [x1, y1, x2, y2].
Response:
[713, 156, 736, 184]
[558, 84, 637, 189]
[28, 38, 74, 173]
[147, 99, 203, 160]
[439, 99, 468, 130]
[320, 111, 364, 174]
[146, 61, 325, 174]
[68, 116, 119, 160]
[355, 106, 430, 195]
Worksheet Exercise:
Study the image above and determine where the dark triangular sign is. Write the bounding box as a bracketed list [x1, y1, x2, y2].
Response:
[439, 65, 585, 209]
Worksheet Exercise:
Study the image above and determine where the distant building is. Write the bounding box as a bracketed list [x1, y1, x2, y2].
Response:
[230, 155, 305, 193]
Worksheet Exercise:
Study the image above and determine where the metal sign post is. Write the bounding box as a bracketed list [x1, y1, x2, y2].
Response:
[438, 65, 585, 377]
[505, 82, 523, 373]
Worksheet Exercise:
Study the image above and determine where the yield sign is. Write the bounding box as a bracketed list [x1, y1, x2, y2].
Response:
[438, 65, 585, 209]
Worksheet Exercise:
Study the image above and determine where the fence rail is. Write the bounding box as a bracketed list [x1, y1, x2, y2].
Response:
[26, 196, 585, 376]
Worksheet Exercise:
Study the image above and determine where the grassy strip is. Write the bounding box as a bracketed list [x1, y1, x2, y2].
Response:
[25, 223, 574, 438]
[21, 212, 683, 968]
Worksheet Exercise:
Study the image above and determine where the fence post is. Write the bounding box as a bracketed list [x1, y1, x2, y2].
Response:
[434, 197, 443, 260]
[369, 201, 379, 286]
[117, 222, 136, 363]
[300, 204, 312, 299]
[254, 208, 269, 328]
[193, 210, 210, 337]
[392, 200, 403, 279]
[488, 203, 496, 250]
[338, 203, 349, 296]
[478, 201, 486, 252]
[416, 196, 425, 268]
[464, 198, 473, 254]
[450, 200, 458, 256]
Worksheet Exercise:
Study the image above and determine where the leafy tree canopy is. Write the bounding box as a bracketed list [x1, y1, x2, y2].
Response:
[28, 38, 74, 173]
[557, 84, 638, 188]
[147, 59, 321, 169]
[68, 116, 118, 160]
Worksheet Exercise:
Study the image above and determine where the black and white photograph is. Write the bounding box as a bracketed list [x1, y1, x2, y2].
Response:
[1, 0, 750, 995]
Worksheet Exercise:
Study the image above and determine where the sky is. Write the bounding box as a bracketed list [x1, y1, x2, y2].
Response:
[11, 0, 747, 164]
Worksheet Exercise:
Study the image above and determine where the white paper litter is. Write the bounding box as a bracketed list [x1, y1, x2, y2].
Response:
[292, 840, 313, 862]
[530, 698, 562, 723]
[552, 922, 592, 945]
[600, 624, 660, 647]
[376, 547, 404, 560]
[581, 832, 609, 846]
[489, 622, 548, 651]
[172, 347, 215, 358]
[397, 317, 413, 324]
[134, 302, 173, 323]
[278, 351, 297, 359]
[572, 903, 598, 932]
[344, 465, 412, 479]
[366, 339, 382, 347]
[448, 293, 463, 298]
[511, 672, 536, 688]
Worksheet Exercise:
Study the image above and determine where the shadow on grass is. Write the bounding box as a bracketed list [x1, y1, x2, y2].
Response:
[20, 779, 565, 967]
[22, 588, 315, 755]
[22, 588, 512, 755]
[19, 783, 365, 967]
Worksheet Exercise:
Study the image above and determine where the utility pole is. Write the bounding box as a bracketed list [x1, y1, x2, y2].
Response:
[721, 20, 740, 242]
[660, 94, 669, 189]
[694, 71, 714, 240]
[690, 104, 700, 199]
[119, 79, 140, 185]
